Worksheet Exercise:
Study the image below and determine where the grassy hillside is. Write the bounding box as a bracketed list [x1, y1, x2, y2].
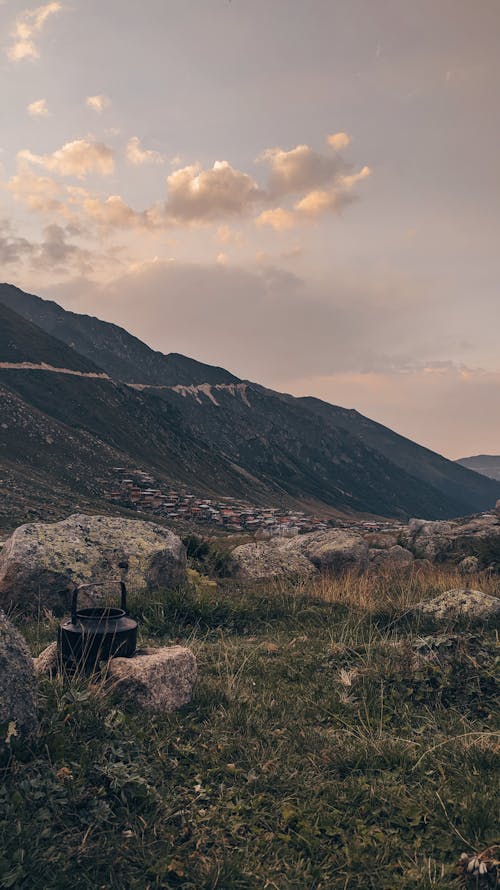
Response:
[3, 566, 499, 888]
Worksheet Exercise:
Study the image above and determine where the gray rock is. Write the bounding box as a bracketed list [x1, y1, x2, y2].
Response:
[417, 588, 500, 621]
[0, 513, 187, 613]
[0, 610, 37, 740]
[459, 555, 480, 574]
[401, 513, 500, 563]
[232, 529, 368, 580]
[230, 539, 316, 580]
[107, 646, 197, 712]
[298, 529, 369, 571]
[369, 545, 414, 568]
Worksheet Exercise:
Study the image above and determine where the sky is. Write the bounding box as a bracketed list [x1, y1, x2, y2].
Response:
[1, 0, 499, 459]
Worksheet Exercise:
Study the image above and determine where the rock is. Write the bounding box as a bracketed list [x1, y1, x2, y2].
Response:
[0, 513, 187, 613]
[369, 545, 414, 568]
[459, 555, 480, 574]
[298, 529, 369, 571]
[232, 529, 368, 580]
[231, 540, 317, 580]
[107, 646, 197, 712]
[417, 588, 500, 621]
[401, 513, 500, 563]
[0, 610, 37, 740]
[34, 641, 59, 677]
[495, 499, 500, 518]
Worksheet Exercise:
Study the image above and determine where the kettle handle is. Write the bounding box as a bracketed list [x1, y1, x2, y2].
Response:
[71, 580, 128, 624]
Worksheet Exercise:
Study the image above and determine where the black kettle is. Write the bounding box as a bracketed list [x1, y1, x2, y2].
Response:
[58, 580, 138, 673]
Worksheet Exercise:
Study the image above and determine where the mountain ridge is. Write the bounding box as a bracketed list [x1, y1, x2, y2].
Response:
[1, 282, 499, 523]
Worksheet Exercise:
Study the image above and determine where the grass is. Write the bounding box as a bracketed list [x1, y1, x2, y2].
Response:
[1, 566, 499, 889]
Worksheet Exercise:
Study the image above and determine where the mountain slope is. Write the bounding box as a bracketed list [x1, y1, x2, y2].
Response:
[0, 283, 237, 386]
[1, 283, 499, 520]
[457, 455, 500, 482]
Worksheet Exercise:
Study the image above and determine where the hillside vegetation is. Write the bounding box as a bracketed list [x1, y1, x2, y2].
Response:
[2, 566, 499, 889]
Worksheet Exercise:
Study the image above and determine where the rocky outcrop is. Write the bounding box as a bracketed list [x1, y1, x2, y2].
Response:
[0, 610, 38, 741]
[232, 529, 368, 580]
[0, 514, 187, 613]
[400, 513, 500, 563]
[417, 588, 500, 621]
[107, 646, 197, 712]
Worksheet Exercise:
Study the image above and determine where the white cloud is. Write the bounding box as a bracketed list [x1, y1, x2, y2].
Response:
[85, 94, 111, 113]
[260, 143, 349, 198]
[126, 137, 163, 166]
[18, 139, 115, 178]
[165, 160, 262, 223]
[255, 207, 296, 231]
[5, 164, 63, 212]
[295, 166, 371, 217]
[27, 98, 49, 117]
[7, 2, 62, 62]
[327, 132, 351, 151]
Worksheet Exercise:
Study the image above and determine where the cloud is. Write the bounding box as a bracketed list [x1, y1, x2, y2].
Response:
[0, 220, 34, 264]
[27, 98, 49, 118]
[7, 2, 61, 62]
[33, 223, 93, 272]
[260, 143, 349, 198]
[18, 139, 115, 178]
[295, 166, 371, 217]
[165, 160, 262, 223]
[5, 164, 63, 213]
[86, 94, 111, 114]
[255, 207, 296, 231]
[327, 132, 351, 150]
[126, 137, 163, 166]
[73, 191, 161, 231]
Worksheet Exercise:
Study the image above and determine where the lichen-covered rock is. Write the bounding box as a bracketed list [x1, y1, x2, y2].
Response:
[34, 641, 59, 677]
[0, 514, 187, 613]
[232, 529, 368, 580]
[231, 539, 317, 580]
[459, 555, 480, 574]
[417, 588, 500, 621]
[107, 646, 197, 712]
[401, 513, 500, 563]
[298, 529, 369, 571]
[0, 610, 37, 740]
[369, 545, 414, 568]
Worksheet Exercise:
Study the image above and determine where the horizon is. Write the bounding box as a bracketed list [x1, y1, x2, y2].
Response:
[1, 1, 499, 458]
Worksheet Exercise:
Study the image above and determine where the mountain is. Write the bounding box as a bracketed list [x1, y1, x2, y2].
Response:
[457, 455, 500, 482]
[0, 283, 236, 386]
[1, 282, 499, 524]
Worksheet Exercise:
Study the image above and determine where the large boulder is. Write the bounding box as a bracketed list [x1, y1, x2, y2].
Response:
[417, 588, 500, 621]
[0, 514, 187, 613]
[297, 529, 369, 571]
[369, 545, 414, 568]
[107, 646, 197, 712]
[400, 513, 500, 564]
[232, 529, 368, 580]
[0, 610, 37, 741]
[229, 539, 315, 580]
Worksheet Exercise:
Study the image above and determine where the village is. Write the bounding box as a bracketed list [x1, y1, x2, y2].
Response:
[103, 467, 403, 537]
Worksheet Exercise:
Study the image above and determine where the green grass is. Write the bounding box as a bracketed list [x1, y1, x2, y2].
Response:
[1, 568, 499, 888]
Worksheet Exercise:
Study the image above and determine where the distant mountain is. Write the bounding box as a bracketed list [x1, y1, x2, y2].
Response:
[457, 455, 500, 482]
[1, 282, 500, 523]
